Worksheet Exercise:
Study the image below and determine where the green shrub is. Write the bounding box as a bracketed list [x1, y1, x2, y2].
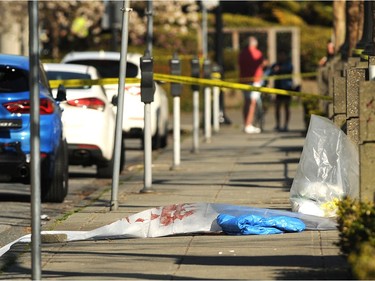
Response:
[301, 97, 325, 131]
[271, 8, 305, 26]
[298, 1, 333, 27]
[300, 25, 332, 72]
[349, 242, 375, 280]
[220, 13, 272, 28]
[336, 198, 375, 280]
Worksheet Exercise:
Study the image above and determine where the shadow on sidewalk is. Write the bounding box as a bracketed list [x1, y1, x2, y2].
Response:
[2, 247, 352, 280]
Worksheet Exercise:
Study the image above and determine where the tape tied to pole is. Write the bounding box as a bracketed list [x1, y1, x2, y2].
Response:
[48, 71, 331, 102]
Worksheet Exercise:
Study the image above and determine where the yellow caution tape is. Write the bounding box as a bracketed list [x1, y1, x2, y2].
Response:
[154, 73, 332, 101]
[49, 77, 140, 89]
[353, 48, 365, 56]
[360, 53, 369, 61]
[226, 71, 318, 83]
[49, 72, 331, 101]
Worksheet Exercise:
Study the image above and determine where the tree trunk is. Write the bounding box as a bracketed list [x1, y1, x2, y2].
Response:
[333, 0, 346, 52]
[347, 0, 361, 56]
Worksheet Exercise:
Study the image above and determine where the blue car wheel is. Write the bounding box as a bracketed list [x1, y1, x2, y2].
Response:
[41, 138, 69, 203]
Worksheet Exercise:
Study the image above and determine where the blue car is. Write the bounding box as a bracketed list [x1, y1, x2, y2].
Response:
[0, 54, 68, 202]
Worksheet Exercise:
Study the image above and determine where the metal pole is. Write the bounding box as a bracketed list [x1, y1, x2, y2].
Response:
[173, 97, 181, 167]
[267, 29, 277, 88]
[212, 65, 221, 132]
[356, 0, 371, 52]
[170, 53, 182, 168]
[192, 89, 199, 152]
[139, 53, 154, 192]
[202, 5, 207, 59]
[143, 102, 153, 189]
[191, 57, 200, 154]
[111, 0, 131, 211]
[141, 0, 154, 192]
[214, 2, 231, 125]
[146, 0, 153, 55]
[213, 84, 220, 133]
[362, 1, 375, 57]
[291, 27, 301, 87]
[203, 59, 211, 143]
[29, 1, 41, 279]
[110, 1, 118, 51]
[204, 86, 212, 142]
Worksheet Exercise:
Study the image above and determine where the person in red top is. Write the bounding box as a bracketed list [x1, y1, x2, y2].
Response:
[238, 36, 266, 134]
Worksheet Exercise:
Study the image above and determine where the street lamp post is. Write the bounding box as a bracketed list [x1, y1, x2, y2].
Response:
[362, 1, 375, 57]
[110, 0, 131, 211]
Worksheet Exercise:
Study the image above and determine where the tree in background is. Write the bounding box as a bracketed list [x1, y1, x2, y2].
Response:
[346, 0, 363, 57]
[333, 0, 346, 52]
[0, 1, 28, 55]
[39, 0, 199, 58]
[334, 0, 364, 59]
[0, 0, 364, 65]
[130, 0, 200, 53]
[39, 1, 105, 59]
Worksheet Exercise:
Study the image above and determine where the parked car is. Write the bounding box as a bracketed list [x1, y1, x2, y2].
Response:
[43, 63, 124, 178]
[0, 54, 68, 202]
[61, 51, 169, 150]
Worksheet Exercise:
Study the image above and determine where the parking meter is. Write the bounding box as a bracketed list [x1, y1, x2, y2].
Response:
[170, 53, 182, 97]
[140, 53, 155, 103]
[211, 64, 222, 80]
[191, 57, 200, 91]
[203, 59, 211, 79]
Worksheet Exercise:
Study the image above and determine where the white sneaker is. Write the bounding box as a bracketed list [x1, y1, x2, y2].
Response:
[244, 125, 261, 134]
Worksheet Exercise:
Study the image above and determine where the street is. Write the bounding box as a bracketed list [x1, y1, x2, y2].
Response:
[0, 138, 146, 250]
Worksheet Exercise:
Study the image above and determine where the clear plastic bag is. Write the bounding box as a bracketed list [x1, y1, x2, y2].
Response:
[290, 115, 359, 217]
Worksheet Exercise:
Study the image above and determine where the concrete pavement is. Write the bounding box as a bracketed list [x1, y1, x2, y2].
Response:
[0, 105, 352, 280]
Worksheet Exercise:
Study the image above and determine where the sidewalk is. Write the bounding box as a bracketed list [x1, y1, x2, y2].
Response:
[0, 105, 351, 280]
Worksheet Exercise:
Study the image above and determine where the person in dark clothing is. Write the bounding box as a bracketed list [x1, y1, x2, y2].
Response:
[270, 50, 293, 132]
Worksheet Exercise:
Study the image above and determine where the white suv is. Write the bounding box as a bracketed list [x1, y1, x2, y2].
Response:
[61, 51, 169, 150]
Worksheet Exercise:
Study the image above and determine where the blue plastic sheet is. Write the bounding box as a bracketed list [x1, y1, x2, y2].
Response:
[217, 214, 306, 235]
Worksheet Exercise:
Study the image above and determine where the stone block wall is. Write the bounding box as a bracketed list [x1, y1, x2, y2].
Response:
[327, 55, 375, 202]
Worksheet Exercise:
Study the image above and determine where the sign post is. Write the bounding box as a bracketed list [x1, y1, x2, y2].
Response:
[170, 53, 182, 168]
[29, 1, 42, 279]
[110, 0, 131, 211]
